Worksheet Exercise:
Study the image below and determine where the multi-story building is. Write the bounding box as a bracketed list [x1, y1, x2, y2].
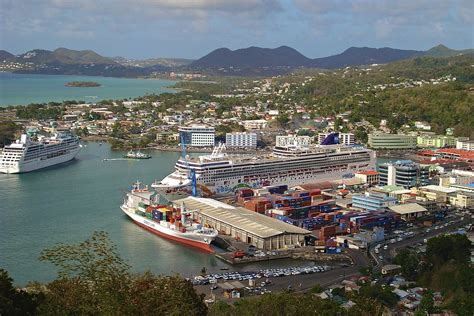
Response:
[275, 135, 311, 148]
[417, 135, 456, 148]
[456, 139, 474, 151]
[368, 133, 417, 149]
[448, 192, 474, 208]
[318, 133, 355, 145]
[418, 185, 458, 203]
[225, 132, 257, 148]
[352, 192, 398, 211]
[178, 125, 215, 147]
[378, 160, 429, 189]
[354, 171, 379, 185]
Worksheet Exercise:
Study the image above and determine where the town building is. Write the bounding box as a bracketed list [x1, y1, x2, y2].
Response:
[388, 203, 428, 221]
[225, 132, 257, 148]
[417, 185, 458, 203]
[368, 133, 417, 149]
[176, 197, 310, 250]
[414, 121, 432, 131]
[241, 119, 268, 130]
[417, 134, 456, 148]
[438, 170, 474, 187]
[448, 192, 474, 208]
[275, 135, 311, 148]
[352, 192, 398, 211]
[381, 264, 402, 275]
[354, 171, 379, 185]
[179, 125, 215, 147]
[378, 160, 429, 188]
[456, 139, 474, 151]
[156, 132, 179, 143]
[318, 133, 355, 145]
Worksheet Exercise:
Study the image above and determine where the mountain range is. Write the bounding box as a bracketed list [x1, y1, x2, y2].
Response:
[1, 44, 472, 77]
[190, 44, 473, 70]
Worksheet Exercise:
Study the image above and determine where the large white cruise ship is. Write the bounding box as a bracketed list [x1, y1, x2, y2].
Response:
[0, 132, 81, 174]
[153, 141, 376, 195]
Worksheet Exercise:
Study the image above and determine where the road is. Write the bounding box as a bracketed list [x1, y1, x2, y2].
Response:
[370, 214, 472, 270]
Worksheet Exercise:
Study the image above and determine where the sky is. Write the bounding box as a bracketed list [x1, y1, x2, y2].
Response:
[0, 0, 473, 59]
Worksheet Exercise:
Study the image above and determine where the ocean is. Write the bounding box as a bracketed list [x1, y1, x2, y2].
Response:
[0, 73, 177, 106]
[0, 142, 315, 286]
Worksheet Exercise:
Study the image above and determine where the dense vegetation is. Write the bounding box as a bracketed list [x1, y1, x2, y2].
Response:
[283, 55, 474, 137]
[1, 232, 472, 315]
[394, 234, 473, 315]
[0, 120, 20, 146]
[15, 104, 64, 120]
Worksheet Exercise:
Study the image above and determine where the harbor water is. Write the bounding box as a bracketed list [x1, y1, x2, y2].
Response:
[0, 142, 316, 286]
[0, 73, 177, 106]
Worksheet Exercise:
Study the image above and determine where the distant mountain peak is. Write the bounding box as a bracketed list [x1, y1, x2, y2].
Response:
[426, 44, 474, 57]
[0, 50, 15, 61]
[191, 45, 311, 68]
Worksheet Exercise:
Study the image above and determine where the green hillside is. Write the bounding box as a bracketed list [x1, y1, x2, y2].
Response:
[425, 44, 474, 58]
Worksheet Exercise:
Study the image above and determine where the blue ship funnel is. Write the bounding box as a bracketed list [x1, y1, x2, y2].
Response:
[321, 132, 340, 145]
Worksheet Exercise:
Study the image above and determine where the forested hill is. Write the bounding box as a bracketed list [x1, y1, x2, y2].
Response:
[282, 55, 474, 138]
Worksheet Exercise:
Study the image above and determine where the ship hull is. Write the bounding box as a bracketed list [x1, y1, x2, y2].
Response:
[121, 206, 214, 252]
[0, 147, 81, 174]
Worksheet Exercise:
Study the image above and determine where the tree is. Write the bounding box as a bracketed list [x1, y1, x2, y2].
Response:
[0, 121, 20, 146]
[37, 231, 208, 315]
[209, 293, 343, 316]
[111, 122, 124, 138]
[394, 249, 420, 280]
[38, 231, 132, 314]
[426, 235, 471, 267]
[0, 268, 43, 315]
[416, 290, 434, 315]
[309, 284, 324, 293]
[129, 272, 207, 316]
[354, 127, 368, 144]
[357, 284, 398, 308]
[276, 114, 290, 128]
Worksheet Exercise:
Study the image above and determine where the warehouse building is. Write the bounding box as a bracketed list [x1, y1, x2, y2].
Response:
[174, 197, 310, 250]
[388, 203, 429, 221]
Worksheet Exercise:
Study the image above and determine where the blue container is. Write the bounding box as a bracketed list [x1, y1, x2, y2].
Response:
[276, 214, 286, 221]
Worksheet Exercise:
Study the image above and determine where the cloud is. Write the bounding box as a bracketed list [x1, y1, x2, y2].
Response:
[0, 0, 282, 40]
[292, 0, 467, 41]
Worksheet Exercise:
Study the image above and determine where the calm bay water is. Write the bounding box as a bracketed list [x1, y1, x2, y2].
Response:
[0, 143, 313, 286]
[0, 73, 177, 106]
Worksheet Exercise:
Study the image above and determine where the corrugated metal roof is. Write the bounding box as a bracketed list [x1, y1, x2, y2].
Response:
[174, 197, 310, 239]
[389, 203, 427, 214]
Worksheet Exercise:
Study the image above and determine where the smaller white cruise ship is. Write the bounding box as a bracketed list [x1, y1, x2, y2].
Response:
[0, 132, 81, 174]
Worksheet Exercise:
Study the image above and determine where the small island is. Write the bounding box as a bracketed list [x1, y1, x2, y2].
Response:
[65, 81, 101, 87]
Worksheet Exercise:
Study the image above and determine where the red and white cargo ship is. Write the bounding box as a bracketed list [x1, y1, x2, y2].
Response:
[120, 182, 218, 252]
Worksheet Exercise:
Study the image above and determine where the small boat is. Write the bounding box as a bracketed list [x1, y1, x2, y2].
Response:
[124, 150, 151, 159]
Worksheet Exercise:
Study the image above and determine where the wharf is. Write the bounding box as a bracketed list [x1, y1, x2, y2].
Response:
[214, 246, 352, 265]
